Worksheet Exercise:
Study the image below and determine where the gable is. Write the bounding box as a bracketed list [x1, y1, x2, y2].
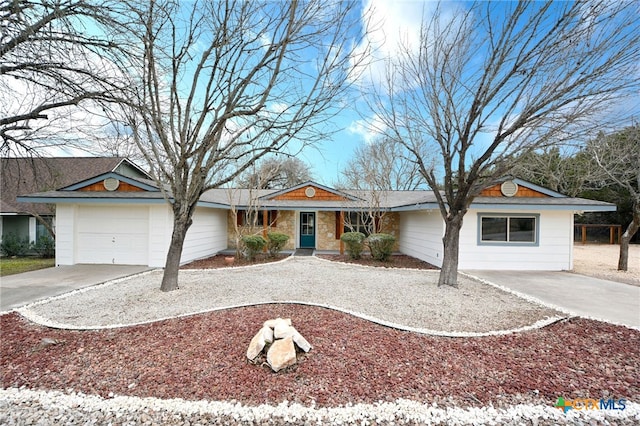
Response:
[480, 183, 548, 198]
[262, 181, 361, 202]
[76, 180, 146, 192]
[63, 172, 159, 192]
[272, 184, 349, 201]
[0, 156, 149, 215]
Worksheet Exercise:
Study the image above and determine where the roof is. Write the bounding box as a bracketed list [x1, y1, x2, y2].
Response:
[1, 157, 149, 215]
[17, 177, 616, 213]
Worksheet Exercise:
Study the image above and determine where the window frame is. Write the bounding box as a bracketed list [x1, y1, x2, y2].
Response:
[343, 211, 373, 237]
[477, 213, 540, 246]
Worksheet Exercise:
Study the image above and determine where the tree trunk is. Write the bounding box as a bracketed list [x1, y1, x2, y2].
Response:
[618, 202, 639, 271]
[160, 214, 192, 292]
[438, 213, 464, 287]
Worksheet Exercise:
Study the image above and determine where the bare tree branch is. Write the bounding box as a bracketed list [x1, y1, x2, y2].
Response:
[119, 0, 367, 291]
[366, 1, 640, 286]
[1, 0, 136, 155]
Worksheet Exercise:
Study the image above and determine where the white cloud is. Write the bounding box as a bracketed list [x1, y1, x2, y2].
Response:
[347, 113, 387, 144]
[350, 0, 429, 87]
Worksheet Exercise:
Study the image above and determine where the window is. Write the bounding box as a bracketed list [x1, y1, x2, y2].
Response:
[343, 211, 373, 236]
[237, 210, 278, 227]
[479, 214, 538, 245]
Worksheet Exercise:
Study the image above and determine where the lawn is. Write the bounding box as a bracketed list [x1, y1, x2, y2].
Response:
[0, 257, 55, 276]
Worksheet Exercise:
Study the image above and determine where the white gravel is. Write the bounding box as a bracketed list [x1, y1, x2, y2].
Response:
[2, 387, 639, 426]
[17, 256, 561, 335]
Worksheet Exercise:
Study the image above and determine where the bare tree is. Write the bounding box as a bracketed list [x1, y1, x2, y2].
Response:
[588, 125, 640, 271]
[511, 146, 598, 197]
[367, 1, 640, 286]
[0, 0, 132, 155]
[339, 136, 424, 191]
[237, 156, 312, 189]
[121, 0, 365, 291]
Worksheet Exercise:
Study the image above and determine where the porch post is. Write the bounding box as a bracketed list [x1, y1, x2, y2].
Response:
[262, 210, 268, 252]
[339, 211, 344, 255]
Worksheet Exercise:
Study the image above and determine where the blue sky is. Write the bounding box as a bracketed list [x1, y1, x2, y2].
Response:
[298, 0, 431, 185]
[19, 0, 638, 187]
[301, 0, 640, 186]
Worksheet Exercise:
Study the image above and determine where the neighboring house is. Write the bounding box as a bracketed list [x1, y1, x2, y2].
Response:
[1, 157, 150, 246]
[18, 171, 615, 270]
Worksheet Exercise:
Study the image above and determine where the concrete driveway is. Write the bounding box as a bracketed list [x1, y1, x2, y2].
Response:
[464, 270, 640, 328]
[0, 265, 153, 312]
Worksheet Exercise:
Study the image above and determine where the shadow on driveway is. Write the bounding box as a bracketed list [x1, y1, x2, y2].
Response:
[0, 264, 153, 312]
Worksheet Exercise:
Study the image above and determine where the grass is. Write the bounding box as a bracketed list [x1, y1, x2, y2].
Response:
[0, 257, 55, 276]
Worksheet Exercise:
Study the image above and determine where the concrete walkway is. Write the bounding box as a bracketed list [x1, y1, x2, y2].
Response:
[464, 270, 640, 328]
[0, 265, 152, 311]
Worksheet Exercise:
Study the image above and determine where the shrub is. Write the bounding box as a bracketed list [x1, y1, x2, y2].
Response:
[31, 235, 55, 258]
[340, 231, 366, 259]
[0, 233, 30, 257]
[367, 233, 396, 262]
[267, 232, 289, 258]
[241, 235, 267, 261]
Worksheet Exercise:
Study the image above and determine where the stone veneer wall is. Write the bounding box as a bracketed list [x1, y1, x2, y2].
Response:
[316, 211, 401, 252]
[226, 210, 296, 251]
[316, 211, 341, 251]
[226, 210, 401, 252]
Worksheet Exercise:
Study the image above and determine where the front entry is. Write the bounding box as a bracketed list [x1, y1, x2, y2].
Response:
[299, 212, 316, 248]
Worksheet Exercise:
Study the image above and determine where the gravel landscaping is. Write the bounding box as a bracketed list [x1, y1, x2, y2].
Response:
[2, 254, 639, 424]
[16, 256, 560, 333]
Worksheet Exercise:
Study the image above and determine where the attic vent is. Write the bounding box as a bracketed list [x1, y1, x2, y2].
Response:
[305, 186, 316, 198]
[103, 178, 120, 191]
[500, 180, 518, 197]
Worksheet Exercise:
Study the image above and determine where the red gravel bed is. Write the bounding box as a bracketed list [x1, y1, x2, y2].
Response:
[181, 254, 289, 269]
[182, 253, 438, 270]
[2, 305, 638, 408]
[316, 254, 439, 269]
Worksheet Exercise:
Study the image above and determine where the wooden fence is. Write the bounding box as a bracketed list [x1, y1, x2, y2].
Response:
[574, 224, 622, 244]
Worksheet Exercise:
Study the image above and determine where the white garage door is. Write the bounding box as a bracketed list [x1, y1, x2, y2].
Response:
[76, 206, 149, 265]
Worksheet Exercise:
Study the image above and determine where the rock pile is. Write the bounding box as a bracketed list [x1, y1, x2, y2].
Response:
[246, 318, 311, 372]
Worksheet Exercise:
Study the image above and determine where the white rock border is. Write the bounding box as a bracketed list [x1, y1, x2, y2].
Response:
[16, 299, 566, 337]
[1, 387, 638, 425]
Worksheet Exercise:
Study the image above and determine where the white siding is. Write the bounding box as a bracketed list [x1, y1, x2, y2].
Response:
[148, 205, 172, 268]
[180, 207, 228, 264]
[55, 204, 76, 265]
[458, 209, 574, 270]
[398, 210, 443, 267]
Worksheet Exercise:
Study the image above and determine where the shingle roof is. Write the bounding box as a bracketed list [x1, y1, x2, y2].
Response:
[1, 157, 145, 215]
[16, 176, 616, 213]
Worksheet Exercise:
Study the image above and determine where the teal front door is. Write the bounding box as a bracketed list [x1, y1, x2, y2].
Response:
[299, 212, 316, 248]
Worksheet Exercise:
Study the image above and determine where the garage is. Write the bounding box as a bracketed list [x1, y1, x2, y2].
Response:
[76, 205, 149, 265]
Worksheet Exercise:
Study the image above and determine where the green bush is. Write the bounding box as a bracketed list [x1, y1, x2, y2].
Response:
[267, 232, 289, 257]
[367, 233, 396, 261]
[0, 233, 30, 257]
[31, 235, 55, 258]
[340, 231, 366, 259]
[241, 235, 267, 261]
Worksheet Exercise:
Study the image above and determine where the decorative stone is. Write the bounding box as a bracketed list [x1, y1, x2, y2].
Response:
[266, 336, 297, 372]
[273, 319, 294, 339]
[264, 318, 291, 329]
[247, 318, 311, 372]
[292, 331, 312, 353]
[261, 326, 274, 343]
[246, 331, 266, 360]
